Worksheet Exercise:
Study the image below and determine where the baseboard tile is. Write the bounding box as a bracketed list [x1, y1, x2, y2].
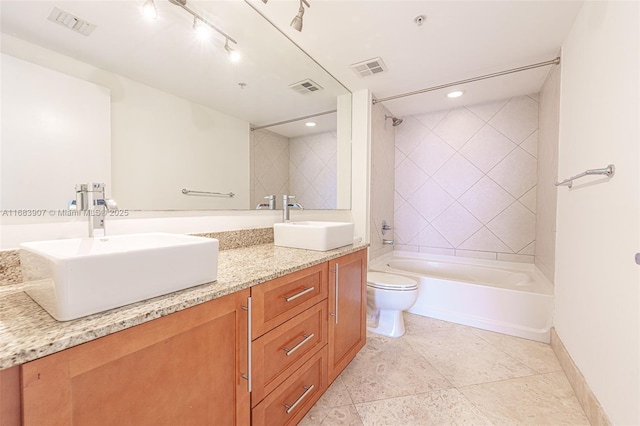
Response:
[550, 328, 611, 425]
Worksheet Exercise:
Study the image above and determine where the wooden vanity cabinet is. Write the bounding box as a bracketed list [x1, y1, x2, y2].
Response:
[250, 248, 367, 423]
[10, 248, 367, 426]
[20, 289, 251, 426]
[0, 366, 20, 426]
[328, 249, 367, 383]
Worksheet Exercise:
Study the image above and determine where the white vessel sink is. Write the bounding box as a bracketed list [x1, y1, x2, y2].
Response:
[19, 233, 218, 321]
[274, 221, 354, 251]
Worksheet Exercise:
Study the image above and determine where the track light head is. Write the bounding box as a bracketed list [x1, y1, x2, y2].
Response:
[290, 0, 305, 32]
[142, 0, 158, 20]
[224, 39, 241, 63]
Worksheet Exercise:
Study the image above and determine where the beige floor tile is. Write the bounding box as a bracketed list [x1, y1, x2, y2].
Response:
[340, 333, 452, 404]
[299, 404, 363, 426]
[471, 328, 562, 373]
[354, 388, 493, 425]
[404, 312, 469, 335]
[314, 376, 353, 409]
[458, 371, 590, 425]
[406, 325, 535, 387]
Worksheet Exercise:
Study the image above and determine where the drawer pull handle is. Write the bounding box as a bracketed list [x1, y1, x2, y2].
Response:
[284, 333, 315, 356]
[284, 384, 315, 414]
[284, 286, 315, 302]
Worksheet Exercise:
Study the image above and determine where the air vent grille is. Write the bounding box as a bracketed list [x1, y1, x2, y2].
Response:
[47, 7, 96, 36]
[289, 79, 323, 94]
[350, 57, 388, 77]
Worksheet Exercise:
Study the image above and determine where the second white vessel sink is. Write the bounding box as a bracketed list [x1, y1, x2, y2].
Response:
[19, 233, 218, 321]
[274, 221, 354, 251]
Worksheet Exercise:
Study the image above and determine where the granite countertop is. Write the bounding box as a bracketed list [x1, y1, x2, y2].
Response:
[0, 242, 368, 370]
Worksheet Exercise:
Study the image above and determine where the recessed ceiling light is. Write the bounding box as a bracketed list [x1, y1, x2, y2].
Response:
[447, 90, 464, 98]
[305, 122, 317, 127]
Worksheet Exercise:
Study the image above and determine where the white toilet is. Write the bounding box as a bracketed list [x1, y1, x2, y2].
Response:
[366, 272, 419, 338]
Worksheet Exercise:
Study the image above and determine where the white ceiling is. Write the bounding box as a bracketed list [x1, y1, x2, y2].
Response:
[247, 0, 584, 117]
[0, 0, 584, 133]
[0, 0, 347, 137]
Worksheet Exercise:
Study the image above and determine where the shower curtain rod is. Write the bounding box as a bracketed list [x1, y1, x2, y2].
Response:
[372, 57, 561, 105]
[250, 109, 337, 131]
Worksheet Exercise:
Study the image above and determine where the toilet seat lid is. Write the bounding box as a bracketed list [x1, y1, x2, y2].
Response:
[367, 272, 418, 290]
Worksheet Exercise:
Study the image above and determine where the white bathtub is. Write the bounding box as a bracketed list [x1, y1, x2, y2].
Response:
[369, 252, 554, 343]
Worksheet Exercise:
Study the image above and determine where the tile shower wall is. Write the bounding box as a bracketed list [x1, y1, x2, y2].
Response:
[251, 129, 337, 210]
[536, 64, 561, 282]
[289, 132, 338, 209]
[250, 129, 290, 209]
[369, 103, 396, 260]
[394, 96, 539, 262]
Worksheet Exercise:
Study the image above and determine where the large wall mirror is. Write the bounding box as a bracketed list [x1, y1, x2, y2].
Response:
[0, 0, 352, 214]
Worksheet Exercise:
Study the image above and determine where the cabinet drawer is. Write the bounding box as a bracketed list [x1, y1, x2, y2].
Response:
[252, 301, 327, 405]
[252, 346, 327, 426]
[251, 263, 328, 338]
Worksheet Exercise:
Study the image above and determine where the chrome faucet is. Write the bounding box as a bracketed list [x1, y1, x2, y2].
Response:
[256, 195, 276, 210]
[74, 183, 118, 237]
[282, 195, 304, 222]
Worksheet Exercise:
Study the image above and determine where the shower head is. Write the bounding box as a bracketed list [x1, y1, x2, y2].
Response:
[385, 114, 403, 127]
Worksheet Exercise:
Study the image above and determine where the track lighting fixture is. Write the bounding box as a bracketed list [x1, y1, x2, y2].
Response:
[142, 0, 158, 20]
[224, 38, 241, 63]
[192, 16, 211, 40]
[290, 0, 310, 32]
[152, 0, 240, 61]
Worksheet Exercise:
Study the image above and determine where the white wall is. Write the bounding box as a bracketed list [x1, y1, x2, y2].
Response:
[111, 77, 249, 210]
[351, 90, 372, 243]
[1, 54, 111, 210]
[369, 103, 395, 260]
[1, 35, 250, 211]
[555, 1, 640, 423]
[0, 36, 368, 250]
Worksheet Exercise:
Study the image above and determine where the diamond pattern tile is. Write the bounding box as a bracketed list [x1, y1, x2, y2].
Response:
[395, 116, 429, 155]
[395, 202, 428, 244]
[409, 225, 453, 248]
[431, 203, 483, 247]
[459, 227, 511, 252]
[392, 96, 539, 261]
[489, 148, 537, 199]
[414, 109, 449, 130]
[408, 179, 455, 222]
[489, 96, 538, 144]
[396, 158, 428, 199]
[433, 108, 485, 150]
[460, 126, 517, 173]
[467, 99, 508, 122]
[520, 130, 538, 158]
[433, 154, 483, 199]
[411, 132, 456, 176]
[519, 187, 537, 213]
[487, 202, 536, 252]
[458, 177, 515, 223]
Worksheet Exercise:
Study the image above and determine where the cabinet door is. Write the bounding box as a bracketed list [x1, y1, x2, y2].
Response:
[0, 366, 20, 426]
[327, 249, 367, 383]
[21, 289, 250, 426]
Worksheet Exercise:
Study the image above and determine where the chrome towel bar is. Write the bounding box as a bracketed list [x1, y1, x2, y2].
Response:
[182, 188, 235, 197]
[555, 164, 615, 189]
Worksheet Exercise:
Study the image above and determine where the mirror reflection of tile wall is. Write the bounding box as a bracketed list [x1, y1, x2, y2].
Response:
[251, 129, 337, 210]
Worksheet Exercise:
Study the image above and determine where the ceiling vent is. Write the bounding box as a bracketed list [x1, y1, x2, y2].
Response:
[289, 79, 323, 94]
[47, 7, 96, 36]
[350, 57, 388, 77]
